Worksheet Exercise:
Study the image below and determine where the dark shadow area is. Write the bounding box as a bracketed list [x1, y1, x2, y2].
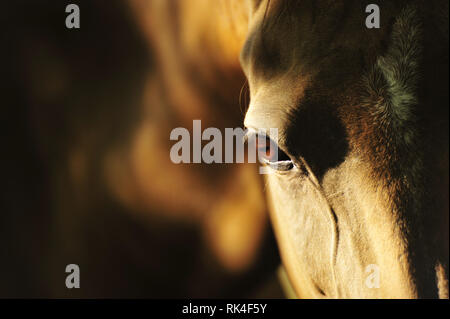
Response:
[286, 92, 349, 182]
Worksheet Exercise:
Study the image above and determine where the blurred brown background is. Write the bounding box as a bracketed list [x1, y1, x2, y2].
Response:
[0, 0, 283, 298]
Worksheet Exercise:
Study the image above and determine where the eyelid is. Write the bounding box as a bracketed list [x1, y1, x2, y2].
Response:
[244, 128, 295, 171]
[244, 126, 292, 155]
[243, 127, 278, 150]
[244, 128, 290, 155]
[262, 158, 294, 171]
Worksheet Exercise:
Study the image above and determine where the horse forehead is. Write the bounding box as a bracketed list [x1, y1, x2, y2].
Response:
[243, 1, 408, 146]
[241, 1, 399, 79]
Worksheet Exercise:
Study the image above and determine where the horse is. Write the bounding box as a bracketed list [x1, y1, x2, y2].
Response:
[5, 0, 446, 298]
[130, 0, 448, 298]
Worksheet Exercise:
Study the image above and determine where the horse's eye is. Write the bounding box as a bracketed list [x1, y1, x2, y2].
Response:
[256, 136, 294, 171]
